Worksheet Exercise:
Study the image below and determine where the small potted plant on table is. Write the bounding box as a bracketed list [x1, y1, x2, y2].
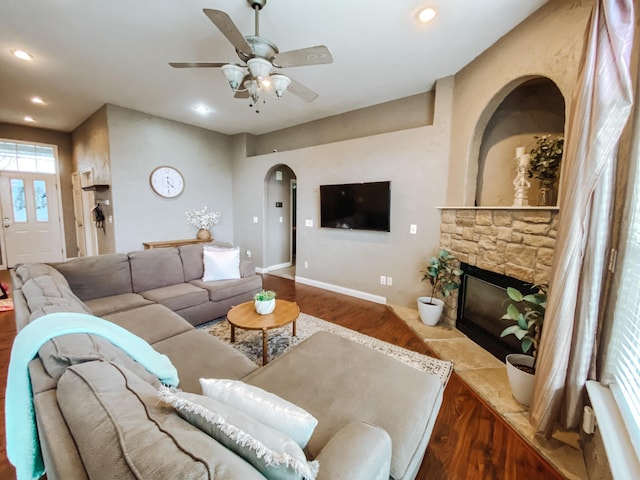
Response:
[254, 290, 277, 315]
[500, 285, 547, 406]
[418, 249, 463, 326]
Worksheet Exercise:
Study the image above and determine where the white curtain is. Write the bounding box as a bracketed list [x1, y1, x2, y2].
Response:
[530, 0, 634, 436]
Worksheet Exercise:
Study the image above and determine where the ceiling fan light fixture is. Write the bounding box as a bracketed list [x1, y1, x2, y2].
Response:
[221, 64, 246, 91]
[247, 57, 272, 81]
[270, 74, 291, 99]
[245, 78, 260, 102]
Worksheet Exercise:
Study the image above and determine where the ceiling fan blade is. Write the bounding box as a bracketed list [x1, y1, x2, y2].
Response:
[288, 78, 319, 103]
[169, 62, 227, 68]
[234, 90, 250, 99]
[203, 9, 252, 55]
[273, 46, 333, 68]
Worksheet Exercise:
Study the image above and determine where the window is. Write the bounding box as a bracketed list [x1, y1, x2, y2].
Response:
[602, 147, 640, 460]
[0, 140, 56, 174]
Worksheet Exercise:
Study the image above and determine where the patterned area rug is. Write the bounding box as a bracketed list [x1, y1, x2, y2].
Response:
[201, 312, 454, 385]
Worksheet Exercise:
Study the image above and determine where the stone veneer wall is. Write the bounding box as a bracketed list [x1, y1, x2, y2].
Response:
[438, 208, 558, 327]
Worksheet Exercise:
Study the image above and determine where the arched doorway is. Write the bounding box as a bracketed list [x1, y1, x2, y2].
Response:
[264, 165, 297, 278]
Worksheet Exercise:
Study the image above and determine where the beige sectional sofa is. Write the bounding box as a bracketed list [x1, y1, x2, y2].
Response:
[10, 243, 446, 480]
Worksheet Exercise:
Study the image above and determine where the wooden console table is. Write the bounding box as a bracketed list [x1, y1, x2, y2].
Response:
[143, 238, 212, 249]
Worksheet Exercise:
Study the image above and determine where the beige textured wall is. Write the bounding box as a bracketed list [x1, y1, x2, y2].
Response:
[71, 105, 115, 254]
[0, 122, 77, 258]
[233, 78, 454, 307]
[447, 0, 592, 206]
[105, 105, 235, 253]
[253, 92, 435, 156]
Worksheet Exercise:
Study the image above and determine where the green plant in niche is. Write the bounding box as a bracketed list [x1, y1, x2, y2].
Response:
[527, 135, 564, 188]
[420, 249, 463, 304]
[500, 285, 547, 366]
[254, 290, 276, 301]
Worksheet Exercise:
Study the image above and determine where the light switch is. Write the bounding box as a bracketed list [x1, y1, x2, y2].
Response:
[410, 224, 417, 234]
[305, 219, 313, 227]
[253, 216, 259, 223]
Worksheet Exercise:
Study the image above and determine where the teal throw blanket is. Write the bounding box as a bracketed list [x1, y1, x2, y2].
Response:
[5, 312, 180, 480]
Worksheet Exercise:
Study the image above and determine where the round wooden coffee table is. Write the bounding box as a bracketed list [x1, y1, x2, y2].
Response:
[226, 299, 300, 365]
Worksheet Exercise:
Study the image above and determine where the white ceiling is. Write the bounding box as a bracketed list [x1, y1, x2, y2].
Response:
[0, 0, 547, 136]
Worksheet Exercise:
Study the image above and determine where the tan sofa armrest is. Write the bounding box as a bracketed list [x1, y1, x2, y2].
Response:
[315, 421, 391, 480]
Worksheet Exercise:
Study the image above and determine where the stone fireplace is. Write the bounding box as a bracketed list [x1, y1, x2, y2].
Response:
[438, 207, 558, 336]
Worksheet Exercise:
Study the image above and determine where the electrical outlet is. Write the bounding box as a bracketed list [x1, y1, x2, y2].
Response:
[304, 261, 309, 269]
[246, 250, 252, 258]
[387, 276, 393, 286]
[253, 216, 259, 223]
[380, 275, 386, 286]
[410, 224, 417, 234]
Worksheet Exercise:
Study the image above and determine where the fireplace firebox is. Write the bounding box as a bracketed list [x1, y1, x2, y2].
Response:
[457, 263, 537, 362]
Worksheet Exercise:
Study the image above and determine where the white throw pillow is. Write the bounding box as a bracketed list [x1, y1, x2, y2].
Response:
[200, 378, 318, 449]
[202, 246, 241, 281]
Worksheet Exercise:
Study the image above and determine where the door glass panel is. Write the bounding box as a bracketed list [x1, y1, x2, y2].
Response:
[33, 180, 49, 222]
[10, 178, 27, 222]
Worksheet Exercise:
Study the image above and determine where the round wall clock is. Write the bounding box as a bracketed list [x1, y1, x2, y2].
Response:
[149, 166, 184, 198]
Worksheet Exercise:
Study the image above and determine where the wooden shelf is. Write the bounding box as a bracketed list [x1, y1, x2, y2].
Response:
[142, 238, 212, 249]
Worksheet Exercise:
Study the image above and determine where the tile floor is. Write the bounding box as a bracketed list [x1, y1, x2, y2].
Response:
[388, 304, 588, 480]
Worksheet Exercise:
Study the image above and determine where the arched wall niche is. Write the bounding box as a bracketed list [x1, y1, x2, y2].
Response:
[472, 76, 565, 207]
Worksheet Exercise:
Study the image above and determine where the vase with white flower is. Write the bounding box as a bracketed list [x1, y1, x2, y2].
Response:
[185, 207, 220, 240]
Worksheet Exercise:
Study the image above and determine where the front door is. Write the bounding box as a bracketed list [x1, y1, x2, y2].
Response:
[0, 172, 64, 267]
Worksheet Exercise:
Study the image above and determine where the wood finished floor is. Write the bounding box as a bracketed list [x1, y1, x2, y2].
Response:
[0, 270, 564, 479]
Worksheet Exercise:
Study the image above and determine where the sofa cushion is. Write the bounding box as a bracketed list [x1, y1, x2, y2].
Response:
[139, 283, 209, 312]
[200, 378, 318, 448]
[129, 248, 185, 292]
[242, 331, 444, 480]
[103, 304, 193, 344]
[151, 330, 257, 393]
[179, 242, 233, 282]
[56, 361, 265, 480]
[85, 293, 153, 317]
[37, 333, 161, 387]
[51, 254, 133, 300]
[159, 388, 318, 480]
[15, 262, 68, 284]
[202, 247, 241, 282]
[190, 275, 263, 302]
[22, 275, 92, 320]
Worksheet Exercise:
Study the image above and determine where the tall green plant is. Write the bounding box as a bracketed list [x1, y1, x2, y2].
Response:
[527, 135, 564, 187]
[421, 249, 463, 304]
[500, 286, 547, 365]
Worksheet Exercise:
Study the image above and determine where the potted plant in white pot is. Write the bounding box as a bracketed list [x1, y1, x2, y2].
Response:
[418, 249, 463, 326]
[500, 285, 546, 407]
[254, 290, 276, 315]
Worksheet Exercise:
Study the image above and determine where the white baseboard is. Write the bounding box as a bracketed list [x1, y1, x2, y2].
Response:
[294, 276, 387, 305]
[255, 262, 292, 274]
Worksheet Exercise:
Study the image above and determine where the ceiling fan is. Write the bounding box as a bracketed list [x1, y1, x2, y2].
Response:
[170, 0, 333, 112]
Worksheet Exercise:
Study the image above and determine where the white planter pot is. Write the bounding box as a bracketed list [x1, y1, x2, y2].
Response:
[506, 353, 536, 407]
[417, 297, 444, 326]
[254, 298, 276, 315]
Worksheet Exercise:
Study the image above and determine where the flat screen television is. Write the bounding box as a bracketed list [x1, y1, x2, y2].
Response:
[320, 181, 391, 232]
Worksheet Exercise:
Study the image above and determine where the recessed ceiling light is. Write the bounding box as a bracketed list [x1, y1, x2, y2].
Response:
[193, 104, 212, 115]
[31, 96, 45, 105]
[417, 7, 437, 24]
[24, 116, 35, 123]
[11, 49, 33, 61]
